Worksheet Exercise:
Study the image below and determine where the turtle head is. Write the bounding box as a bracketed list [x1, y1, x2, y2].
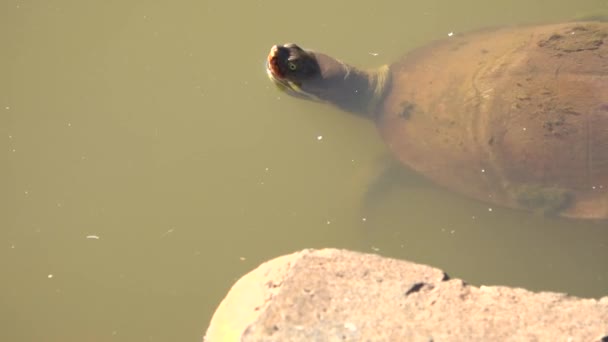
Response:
[266, 43, 390, 116]
[266, 43, 335, 102]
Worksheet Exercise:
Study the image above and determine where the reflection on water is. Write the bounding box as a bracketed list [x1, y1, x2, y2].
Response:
[2, 0, 607, 341]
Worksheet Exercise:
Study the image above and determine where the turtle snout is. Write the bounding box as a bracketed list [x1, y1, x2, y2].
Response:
[267, 45, 292, 78]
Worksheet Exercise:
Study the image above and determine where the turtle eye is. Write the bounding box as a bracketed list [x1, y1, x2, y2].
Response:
[288, 62, 297, 71]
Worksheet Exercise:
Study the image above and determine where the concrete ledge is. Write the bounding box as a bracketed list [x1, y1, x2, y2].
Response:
[204, 249, 608, 342]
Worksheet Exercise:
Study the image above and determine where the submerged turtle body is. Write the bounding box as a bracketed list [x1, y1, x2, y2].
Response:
[267, 22, 608, 219]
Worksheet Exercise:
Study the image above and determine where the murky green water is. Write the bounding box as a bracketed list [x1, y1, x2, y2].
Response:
[2, 0, 607, 341]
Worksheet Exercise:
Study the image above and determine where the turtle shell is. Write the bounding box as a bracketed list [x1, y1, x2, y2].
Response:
[379, 22, 608, 219]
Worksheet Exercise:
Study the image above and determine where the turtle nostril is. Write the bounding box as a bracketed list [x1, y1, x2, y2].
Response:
[269, 45, 280, 57]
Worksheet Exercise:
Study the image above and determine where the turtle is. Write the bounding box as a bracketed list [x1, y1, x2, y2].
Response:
[266, 21, 608, 220]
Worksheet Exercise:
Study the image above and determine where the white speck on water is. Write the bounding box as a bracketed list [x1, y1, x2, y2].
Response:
[522, 127, 527, 131]
[361, 217, 367, 222]
[47, 274, 53, 279]
[8, 135, 12, 139]
[481, 169, 485, 173]
[67, 122, 72, 127]
[592, 185, 596, 190]
[368, 52, 379, 56]
[239, 257, 246, 261]
[371, 246, 380, 252]
[317, 135, 323, 141]
[265, 167, 269, 172]
[326, 220, 331, 225]
[448, 32, 454, 37]
[10, 244, 15, 249]
[86, 235, 100, 240]
[450, 230, 456, 234]
[488, 207, 493, 212]
[472, 215, 476, 220]
[11, 149, 16, 152]
[5, 106, 10, 110]
[161, 228, 175, 238]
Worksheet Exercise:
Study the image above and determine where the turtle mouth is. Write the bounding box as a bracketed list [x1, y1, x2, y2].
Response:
[266, 46, 284, 79]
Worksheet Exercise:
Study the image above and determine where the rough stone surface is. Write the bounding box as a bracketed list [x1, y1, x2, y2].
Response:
[205, 249, 608, 342]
